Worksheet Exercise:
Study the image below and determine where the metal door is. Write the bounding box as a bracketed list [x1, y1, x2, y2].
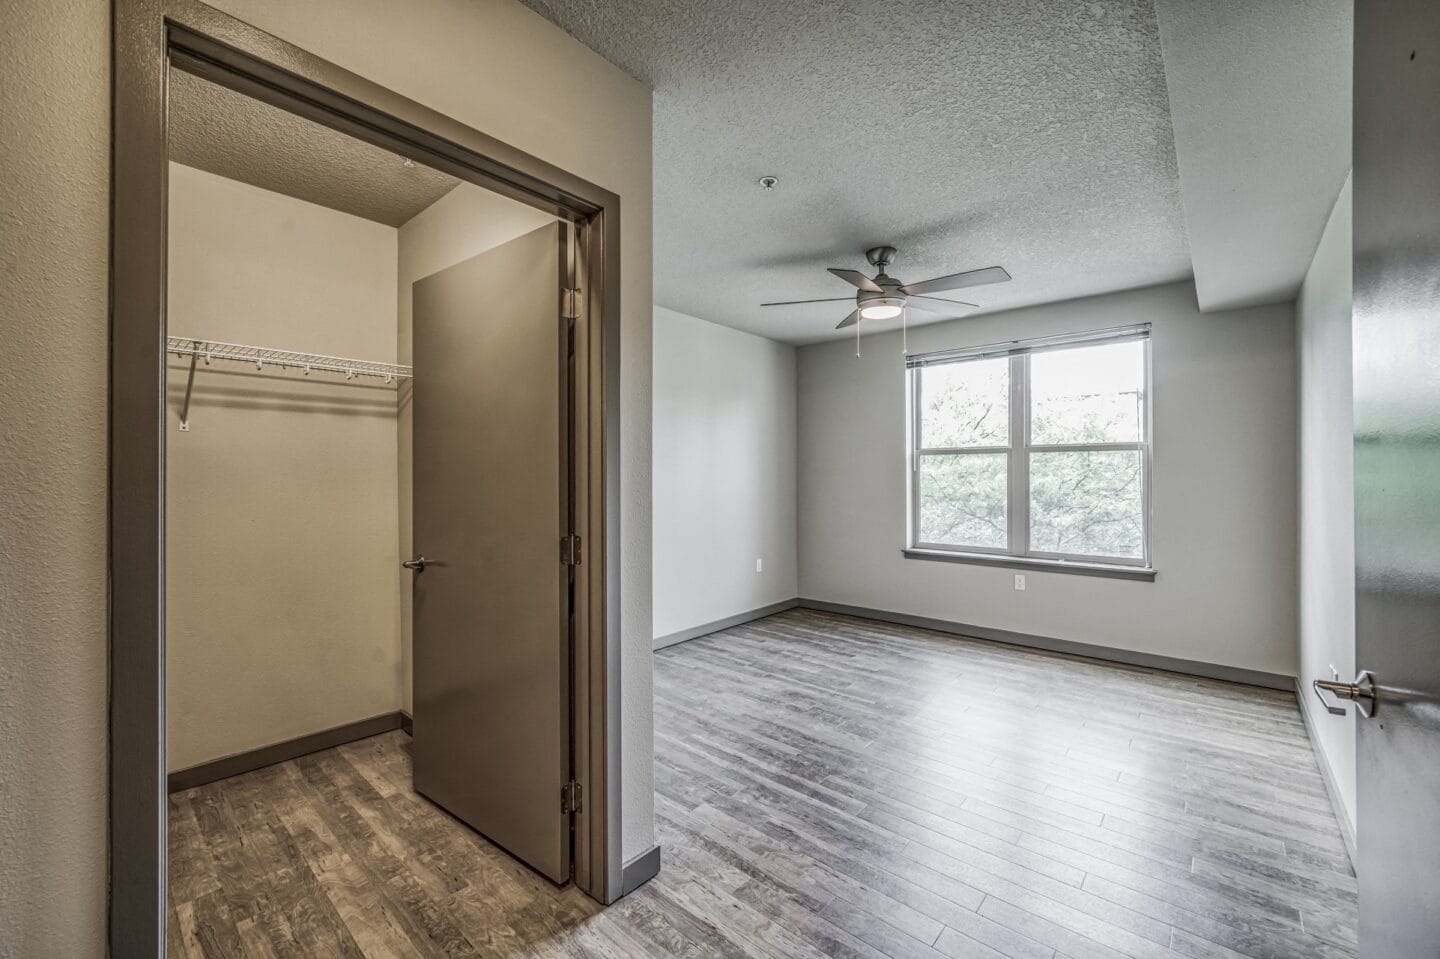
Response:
[1350, 0, 1440, 953]
[409, 221, 573, 883]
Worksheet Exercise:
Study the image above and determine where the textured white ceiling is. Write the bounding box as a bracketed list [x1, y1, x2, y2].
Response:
[519, 0, 1191, 343]
[1154, 0, 1351, 312]
[168, 69, 460, 228]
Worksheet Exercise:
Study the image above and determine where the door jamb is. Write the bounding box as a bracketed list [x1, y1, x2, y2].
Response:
[110, 1, 624, 953]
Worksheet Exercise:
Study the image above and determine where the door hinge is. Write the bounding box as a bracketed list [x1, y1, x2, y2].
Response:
[561, 780, 583, 814]
[562, 287, 581, 320]
[561, 533, 582, 566]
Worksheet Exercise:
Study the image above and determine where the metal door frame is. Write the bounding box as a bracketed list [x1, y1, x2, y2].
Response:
[110, 1, 624, 952]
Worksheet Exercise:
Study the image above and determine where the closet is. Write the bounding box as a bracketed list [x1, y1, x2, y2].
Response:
[163, 64, 574, 895]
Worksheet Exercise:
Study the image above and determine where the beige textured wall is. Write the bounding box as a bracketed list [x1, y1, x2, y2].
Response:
[0, 1, 651, 948]
[166, 163, 402, 772]
[0, 2, 110, 953]
[396, 182, 555, 714]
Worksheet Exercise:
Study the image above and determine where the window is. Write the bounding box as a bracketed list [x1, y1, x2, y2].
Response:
[907, 325, 1151, 572]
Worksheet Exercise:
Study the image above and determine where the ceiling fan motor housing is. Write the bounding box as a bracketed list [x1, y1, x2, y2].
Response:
[857, 287, 906, 309]
[858, 247, 907, 317]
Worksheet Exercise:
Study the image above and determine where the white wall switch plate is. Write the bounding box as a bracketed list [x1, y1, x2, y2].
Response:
[756, 558, 763, 573]
[1014, 574, 1026, 591]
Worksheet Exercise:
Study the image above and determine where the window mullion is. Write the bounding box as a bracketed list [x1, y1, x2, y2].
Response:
[1008, 353, 1029, 556]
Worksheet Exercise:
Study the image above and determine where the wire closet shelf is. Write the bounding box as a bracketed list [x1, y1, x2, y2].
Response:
[166, 336, 413, 382]
[167, 336, 412, 432]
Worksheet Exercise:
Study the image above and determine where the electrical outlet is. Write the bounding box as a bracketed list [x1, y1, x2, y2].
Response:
[1014, 574, 1026, 591]
[756, 558, 763, 573]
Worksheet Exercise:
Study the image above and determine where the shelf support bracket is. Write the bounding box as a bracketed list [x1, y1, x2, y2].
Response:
[179, 350, 198, 431]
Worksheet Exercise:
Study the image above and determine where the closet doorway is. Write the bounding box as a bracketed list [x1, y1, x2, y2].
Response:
[110, 1, 623, 953]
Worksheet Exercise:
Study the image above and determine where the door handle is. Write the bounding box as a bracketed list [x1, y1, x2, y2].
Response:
[1313, 670, 1378, 718]
[402, 555, 429, 572]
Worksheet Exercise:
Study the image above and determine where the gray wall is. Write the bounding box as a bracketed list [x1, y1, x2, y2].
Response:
[0, 0, 652, 950]
[1297, 174, 1356, 836]
[798, 280, 1299, 678]
[166, 163, 403, 772]
[652, 307, 797, 642]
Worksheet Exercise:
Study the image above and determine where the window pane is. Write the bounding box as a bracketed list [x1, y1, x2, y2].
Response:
[919, 358, 1008, 448]
[918, 453, 1008, 549]
[1030, 341, 1144, 445]
[1029, 450, 1144, 559]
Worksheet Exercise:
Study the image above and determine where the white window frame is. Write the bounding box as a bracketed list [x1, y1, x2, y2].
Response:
[905, 324, 1153, 576]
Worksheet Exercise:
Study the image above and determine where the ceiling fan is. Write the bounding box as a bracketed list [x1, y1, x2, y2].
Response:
[762, 246, 1010, 329]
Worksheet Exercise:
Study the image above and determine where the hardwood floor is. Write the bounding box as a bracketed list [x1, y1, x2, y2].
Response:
[169, 608, 1357, 957]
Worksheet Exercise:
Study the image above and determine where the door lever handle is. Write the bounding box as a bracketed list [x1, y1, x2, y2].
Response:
[402, 556, 429, 572]
[1313, 671, 1378, 718]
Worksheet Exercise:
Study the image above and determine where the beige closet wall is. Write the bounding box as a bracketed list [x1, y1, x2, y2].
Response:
[396, 182, 554, 714]
[1, 2, 651, 946]
[166, 163, 403, 772]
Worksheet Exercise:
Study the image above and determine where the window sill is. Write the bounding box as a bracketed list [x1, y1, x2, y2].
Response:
[902, 548, 1156, 581]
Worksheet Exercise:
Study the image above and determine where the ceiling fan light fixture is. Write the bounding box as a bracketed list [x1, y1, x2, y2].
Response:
[859, 302, 904, 320]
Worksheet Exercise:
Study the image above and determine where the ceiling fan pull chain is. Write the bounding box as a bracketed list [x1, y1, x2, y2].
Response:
[902, 306, 908, 355]
[855, 313, 861, 358]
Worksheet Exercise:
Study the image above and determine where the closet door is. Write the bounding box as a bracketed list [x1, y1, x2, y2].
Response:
[410, 221, 571, 884]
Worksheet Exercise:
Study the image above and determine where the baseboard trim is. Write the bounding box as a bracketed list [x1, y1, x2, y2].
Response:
[1293, 679, 1358, 868]
[400, 710, 413, 736]
[620, 843, 661, 895]
[796, 599, 1295, 692]
[168, 710, 406, 792]
[651, 595, 1294, 691]
[653, 598, 800, 650]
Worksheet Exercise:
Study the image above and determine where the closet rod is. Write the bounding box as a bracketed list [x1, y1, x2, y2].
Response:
[166, 336, 413, 382]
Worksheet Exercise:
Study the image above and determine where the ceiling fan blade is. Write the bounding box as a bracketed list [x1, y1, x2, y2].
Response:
[760, 297, 856, 307]
[828, 268, 883, 293]
[906, 302, 970, 319]
[901, 265, 1010, 296]
[910, 295, 978, 309]
[835, 310, 860, 329]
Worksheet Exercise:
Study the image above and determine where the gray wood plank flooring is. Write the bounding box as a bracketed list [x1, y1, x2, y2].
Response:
[169, 609, 1356, 957]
